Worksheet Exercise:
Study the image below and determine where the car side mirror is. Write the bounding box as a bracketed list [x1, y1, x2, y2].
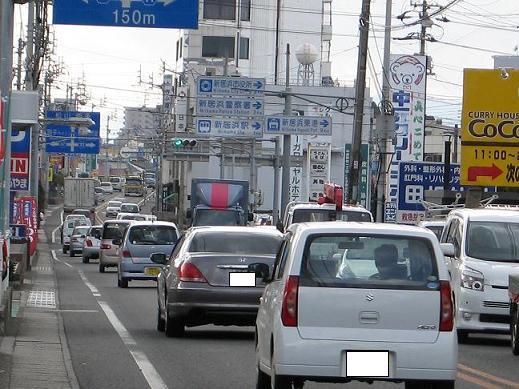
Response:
[276, 221, 284, 233]
[248, 263, 271, 283]
[440, 243, 455, 257]
[150, 252, 167, 265]
[80, 235, 86, 239]
[112, 238, 122, 246]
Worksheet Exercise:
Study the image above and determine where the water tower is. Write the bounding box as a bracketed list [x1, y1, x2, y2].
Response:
[296, 43, 318, 86]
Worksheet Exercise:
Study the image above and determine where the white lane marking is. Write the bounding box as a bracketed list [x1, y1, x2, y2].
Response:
[60, 211, 64, 223]
[77, 269, 100, 295]
[52, 226, 60, 244]
[97, 299, 168, 389]
[51, 250, 73, 268]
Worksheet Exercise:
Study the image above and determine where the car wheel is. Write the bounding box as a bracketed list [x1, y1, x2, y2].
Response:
[157, 307, 165, 332]
[82, 256, 89, 264]
[69, 250, 75, 257]
[99, 263, 105, 273]
[118, 277, 128, 288]
[271, 373, 293, 389]
[512, 308, 519, 355]
[255, 363, 270, 389]
[165, 307, 185, 338]
[457, 329, 469, 343]
[63, 246, 68, 254]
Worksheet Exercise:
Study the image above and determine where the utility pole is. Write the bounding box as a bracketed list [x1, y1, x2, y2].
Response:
[272, 137, 280, 225]
[420, 0, 428, 55]
[280, 44, 292, 215]
[377, 0, 393, 222]
[249, 138, 256, 212]
[16, 38, 24, 90]
[105, 115, 110, 179]
[347, 0, 371, 204]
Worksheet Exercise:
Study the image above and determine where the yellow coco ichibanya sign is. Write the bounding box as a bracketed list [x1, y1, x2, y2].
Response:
[461, 69, 519, 187]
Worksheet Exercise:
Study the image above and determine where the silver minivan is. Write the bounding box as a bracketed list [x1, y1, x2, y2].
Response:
[117, 221, 178, 288]
[99, 220, 132, 273]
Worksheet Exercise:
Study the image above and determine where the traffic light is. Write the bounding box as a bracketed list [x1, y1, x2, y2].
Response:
[173, 138, 197, 149]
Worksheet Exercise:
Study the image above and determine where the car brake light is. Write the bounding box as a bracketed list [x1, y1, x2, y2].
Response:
[281, 276, 299, 327]
[101, 243, 111, 250]
[178, 262, 206, 282]
[122, 250, 132, 259]
[440, 281, 454, 332]
[85, 239, 93, 247]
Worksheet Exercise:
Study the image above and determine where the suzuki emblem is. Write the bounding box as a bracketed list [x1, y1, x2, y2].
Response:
[365, 294, 374, 302]
[240, 258, 247, 263]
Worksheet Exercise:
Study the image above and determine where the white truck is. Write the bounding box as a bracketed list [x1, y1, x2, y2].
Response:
[64, 178, 96, 218]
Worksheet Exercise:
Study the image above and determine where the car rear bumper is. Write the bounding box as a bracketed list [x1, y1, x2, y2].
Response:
[268, 328, 457, 381]
[100, 253, 120, 266]
[83, 247, 100, 258]
[456, 287, 510, 332]
[70, 243, 83, 253]
[167, 285, 262, 325]
[119, 260, 162, 280]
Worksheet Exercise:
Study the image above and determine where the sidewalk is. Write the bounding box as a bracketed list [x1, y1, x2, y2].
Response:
[0, 230, 79, 389]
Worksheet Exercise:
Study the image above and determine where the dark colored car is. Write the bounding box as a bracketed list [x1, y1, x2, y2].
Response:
[155, 226, 283, 337]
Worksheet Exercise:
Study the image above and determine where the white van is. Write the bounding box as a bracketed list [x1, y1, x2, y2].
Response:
[109, 177, 124, 192]
[440, 208, 519, 342]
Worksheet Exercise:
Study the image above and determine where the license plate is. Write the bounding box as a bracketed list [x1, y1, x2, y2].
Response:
[346, 351, 389, 377]
[229, 272, 256, 287]
[144, 267, 161, 276]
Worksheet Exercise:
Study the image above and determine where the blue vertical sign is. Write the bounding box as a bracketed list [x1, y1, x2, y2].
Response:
[10, 128, 31, 191]
[53, 0, 199, 29]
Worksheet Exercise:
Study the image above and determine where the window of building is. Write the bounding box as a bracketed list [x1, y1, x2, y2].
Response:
[202, 36, 249, 59]
[240, 0, 251, 21]
[239, 37, 249, 59]
[202, 36, 235, 58]
[323, 1, 332, 26]
[321, 40, 331, 62]
[179, 37, 183, 59]
[204, 0, 236, 20]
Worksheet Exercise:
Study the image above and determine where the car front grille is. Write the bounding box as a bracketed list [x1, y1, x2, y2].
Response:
[483, 301, 510, 309]
[479, 313, 510, 324]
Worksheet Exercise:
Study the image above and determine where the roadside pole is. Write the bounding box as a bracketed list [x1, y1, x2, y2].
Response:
[27, 1, 39, 202]
[249, 138, 256, 212]
[272, 137, 280, 225]
[347, 0, 371, 204]
[377, 0, 392, 221]
[280, 44, 292, 215]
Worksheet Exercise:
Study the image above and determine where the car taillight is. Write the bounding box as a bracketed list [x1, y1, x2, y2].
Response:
[101, 243, 111, 250]
[281, 276, 299, 327]
[440, 281, 454, 332]
[85, 239, 93, 247]
[178, 262, 206, 282]
[122, 250, 132, 259]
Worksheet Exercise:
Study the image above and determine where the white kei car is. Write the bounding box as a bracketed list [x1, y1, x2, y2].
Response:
[255, 222, 457, 389]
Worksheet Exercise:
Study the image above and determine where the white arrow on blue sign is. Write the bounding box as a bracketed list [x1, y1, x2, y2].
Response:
[197, 77, 265, 96]
[265, 115, 332, 136]
[197, 97, 264, 117]
[196, 118, 264, 138]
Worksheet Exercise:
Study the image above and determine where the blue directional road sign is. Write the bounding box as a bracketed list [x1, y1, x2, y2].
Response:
[196, 118, 264, 138]
[45, 111, 101, 154]
[197, 97, 264, 117]
[265, 115, 332, 136]
[45, 138, 101, 155]
[197, 77, 265, 96]
[52, 0, 198, 29]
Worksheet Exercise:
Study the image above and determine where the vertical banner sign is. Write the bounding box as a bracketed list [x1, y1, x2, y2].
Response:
[386, 54, 427, 222]
[307, 143, 330, 201]
[10, 128, 31, 192]
[289, 135, 303, 202]
[19, 196, 37, 256]
[460, 69, 519, 187]
[344, 144, 370, 208]
[0, 96, 6, 164]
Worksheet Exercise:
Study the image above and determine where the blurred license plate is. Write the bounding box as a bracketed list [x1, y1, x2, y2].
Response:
[144, 267, 161, 276]
[229, 272, 256, 287]
[346, 351, 389, 377]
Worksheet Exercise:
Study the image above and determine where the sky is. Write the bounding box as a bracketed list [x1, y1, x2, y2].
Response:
[13, 0, 519, 137]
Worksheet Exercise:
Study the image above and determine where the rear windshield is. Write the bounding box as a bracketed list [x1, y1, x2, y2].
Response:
[292, 209, 372, 223]
[128, 226, 178, 245]
[189, 232, 282, 255]
[88, 227, 102, 239]
[123, 215, 146, 221]
[101, 183, 111, 186]
[121, 204, 139, 212]
[107, 201, 121, 208]
[300, 234, 439, 290]
[126, 179, 142, 185]
[109, 178, 120, 183]
[102, 223, 129, 240]
[72, 210, 90, 217]
[73, 227, 90, 235]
